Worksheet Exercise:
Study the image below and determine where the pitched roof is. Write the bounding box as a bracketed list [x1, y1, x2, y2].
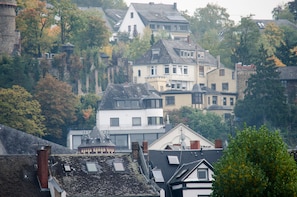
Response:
[51, 154, 159, 196]
[134, 39, 220, 67]
[131, 3, 188, 25]
[0, 124, 74, 155]
[148, 149, 222, 189]
[254, 19, 297, 30]
[148, 123, 215, 150]
[0, 155, 50, 197]
[277, 66, 297, 80]
[99, 83, 160, 110]
[168, 159, 213, 184]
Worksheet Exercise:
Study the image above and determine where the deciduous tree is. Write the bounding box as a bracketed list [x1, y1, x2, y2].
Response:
[212, 125, 297, 196]
[0, 85, 45, 136]
[34, 74, 78, 138]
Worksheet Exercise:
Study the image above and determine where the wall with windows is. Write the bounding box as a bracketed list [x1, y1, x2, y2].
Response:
[161, 92, 192, 112]
[96, 108, 164, 131]
[118, 5, 145, 38]
[207, 68, 236, 93]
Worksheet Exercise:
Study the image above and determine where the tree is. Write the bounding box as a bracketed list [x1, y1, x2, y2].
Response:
[231, 16, 261, 65]
[234, 46, 288, 128]
[212, 125, 297, 196]
[73, 93, 101, 129]
[0, 85, 45, 136]
[16, 0, 54, 57]
[272, 4, 295, 22]
[167, 106, 229, 140]
[34, 74, 77, 139]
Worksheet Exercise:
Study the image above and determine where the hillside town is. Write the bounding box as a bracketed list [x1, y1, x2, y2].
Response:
[1, 0, 297, 196]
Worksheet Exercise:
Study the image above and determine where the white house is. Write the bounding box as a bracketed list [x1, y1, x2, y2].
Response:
[118, 2, 190, 39]
[96, 83, 167, 151]
[149, 123, 215, 150]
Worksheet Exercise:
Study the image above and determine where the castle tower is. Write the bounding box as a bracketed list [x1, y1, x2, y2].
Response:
[0, 0, 20, 55]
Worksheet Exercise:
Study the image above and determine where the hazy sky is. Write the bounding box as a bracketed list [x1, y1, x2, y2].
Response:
[124, 0, 290, 23]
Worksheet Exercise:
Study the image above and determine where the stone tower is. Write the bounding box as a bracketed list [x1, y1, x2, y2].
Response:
[0, 0, 20, 55]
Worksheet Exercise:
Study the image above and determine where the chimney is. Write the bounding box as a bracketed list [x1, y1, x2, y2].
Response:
[37, 147, 49, 189]
[142, 141, 148, 154]
[132, 142, 139, 161]
[173, 2, 177, 9]
[190, 140, 200, 149]
[215, 139, 223, 148]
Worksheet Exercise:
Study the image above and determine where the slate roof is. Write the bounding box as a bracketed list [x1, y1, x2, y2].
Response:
[148, 149, 222, 190]
[134, 39, 220, 67]
[99, 83, 161, 110]
[0, 155, 50, 197]
[277, 66, 297, 80]
[131, 3, 188, 25]
[168, 159, 213, 184]
[254, 19, 297, 30]
[50, 154, 159, 197]
[104, 9, 127, 31]
[0, 124, 75, 155]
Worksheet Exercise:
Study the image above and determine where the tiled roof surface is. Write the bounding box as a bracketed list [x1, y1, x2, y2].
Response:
[132, 3, 188, 24]
[51, 154, 159, 197]
[148, 149, 222, 189]
[0, 124, 74, 155]
[135, 39, 220, 66]
[0, 155, 50, 197]
[277, 66, 297, 80]
[99, 83, 160, 110]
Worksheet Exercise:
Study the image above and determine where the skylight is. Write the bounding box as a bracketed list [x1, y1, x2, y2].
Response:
[113, 162, 125, 171]
[152, 169, 165, 182]
[64, 164, 71, 172]
[86, 162, 97, 172]
[167, 155, 180, 165]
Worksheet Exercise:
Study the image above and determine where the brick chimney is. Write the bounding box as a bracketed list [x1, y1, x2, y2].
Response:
[215, 139, 223, 148]
[142, 141, 148, 154]
[37, 146, 50, 189]
[190, 140, 200, 150]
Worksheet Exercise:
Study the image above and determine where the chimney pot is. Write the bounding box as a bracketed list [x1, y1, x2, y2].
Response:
[132, 142, 139, 161]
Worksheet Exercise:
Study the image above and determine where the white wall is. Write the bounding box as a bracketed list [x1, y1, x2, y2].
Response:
[118, 4, 146, 38]
[97, 108, 164, 130]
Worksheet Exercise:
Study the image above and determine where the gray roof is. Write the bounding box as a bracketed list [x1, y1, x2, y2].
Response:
[148, 149, 223, 192]
[254, 19, 297, 30]
[277, 66, 297, 80]
[99, 83, 160, 110]
[51, 154, 159, 197]
[0, 155, 50, 197]
[168, 159, 213, 184]
[131, 3, 188, 25]
[104, 9, 127, 31]
[134, 39, 220, 67]
[0, 124, 75, 155]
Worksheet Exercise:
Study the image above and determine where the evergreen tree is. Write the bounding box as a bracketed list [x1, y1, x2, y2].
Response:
[234, 46, 288, 128]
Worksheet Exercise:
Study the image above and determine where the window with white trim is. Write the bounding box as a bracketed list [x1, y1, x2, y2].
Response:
[197, 169, 208, 180]
[132, 117, 141, 126]
[110, 118, 119, 127]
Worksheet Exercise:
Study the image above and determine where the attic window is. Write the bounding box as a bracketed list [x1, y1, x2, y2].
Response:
[197, 169, 208, 180]
[152, 169, 165, 182]
[167, 155, 179, 165]
[86, 162, 98, 172]
[113, 162, 125, 171]
[64, 164, 71, 172]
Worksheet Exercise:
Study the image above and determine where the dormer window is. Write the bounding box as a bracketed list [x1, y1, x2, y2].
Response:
[197, 169, 208, 180]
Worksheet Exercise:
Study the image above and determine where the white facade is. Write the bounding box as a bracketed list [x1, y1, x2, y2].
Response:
[118, 4, 145, 38]
[149, 123, 215, 150]
[96, 108, 164, 131]
[133, 63, 216, 92]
